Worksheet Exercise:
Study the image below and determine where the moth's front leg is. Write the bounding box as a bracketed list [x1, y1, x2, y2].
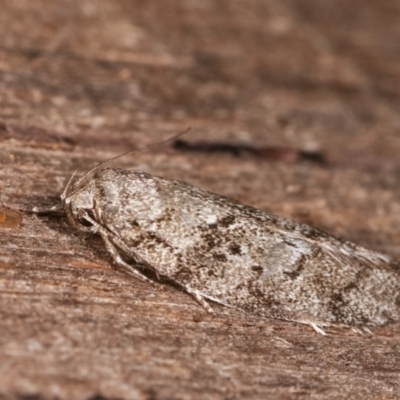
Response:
[184, 286, 215, 314]
[99, 231, 154, 284]
[78, 209, 154, 284]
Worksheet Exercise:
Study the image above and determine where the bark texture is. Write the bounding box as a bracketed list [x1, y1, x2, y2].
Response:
[1, 1, 400, 399]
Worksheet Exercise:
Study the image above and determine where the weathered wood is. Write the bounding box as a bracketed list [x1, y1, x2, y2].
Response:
[1, 1, 400, 399]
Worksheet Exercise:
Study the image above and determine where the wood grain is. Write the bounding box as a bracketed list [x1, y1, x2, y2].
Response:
[1, 1, 400, 399]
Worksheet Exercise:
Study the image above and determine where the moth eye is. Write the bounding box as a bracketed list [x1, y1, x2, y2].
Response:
[77, 209, 95, 227]
[78, 216, 92, 227]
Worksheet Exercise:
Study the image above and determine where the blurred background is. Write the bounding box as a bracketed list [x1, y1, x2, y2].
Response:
[1, 0, 400, 152]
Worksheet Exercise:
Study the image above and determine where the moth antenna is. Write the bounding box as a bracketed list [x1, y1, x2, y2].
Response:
[61, 170, 77, 200]
[71, 127, 190, 192]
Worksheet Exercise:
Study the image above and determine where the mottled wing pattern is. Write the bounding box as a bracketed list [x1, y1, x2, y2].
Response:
[76, 169, 400, 329]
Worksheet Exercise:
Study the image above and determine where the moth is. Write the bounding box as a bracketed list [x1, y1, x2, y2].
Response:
[23, 140, 400, 335]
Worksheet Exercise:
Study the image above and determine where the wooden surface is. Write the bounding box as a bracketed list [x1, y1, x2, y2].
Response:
[1, 1, 400, 399]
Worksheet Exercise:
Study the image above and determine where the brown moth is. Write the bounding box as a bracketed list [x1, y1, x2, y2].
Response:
[19, 137, 400, 335]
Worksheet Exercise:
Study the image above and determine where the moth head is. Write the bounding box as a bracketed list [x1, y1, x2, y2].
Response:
[58, 129, 189, 228]
[61, 178, 96, 231]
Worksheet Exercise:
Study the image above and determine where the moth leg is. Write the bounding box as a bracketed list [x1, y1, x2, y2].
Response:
[309, 322, 327, 336]
[184, 287, 214, 314]
[3, 202, 64, 216]
[79, 211, 154, 284]
[351, 327, 368, 335]
[99, 231, 154, 284]
[297, 319, 327, 335]
[102, 229, 161, 282]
